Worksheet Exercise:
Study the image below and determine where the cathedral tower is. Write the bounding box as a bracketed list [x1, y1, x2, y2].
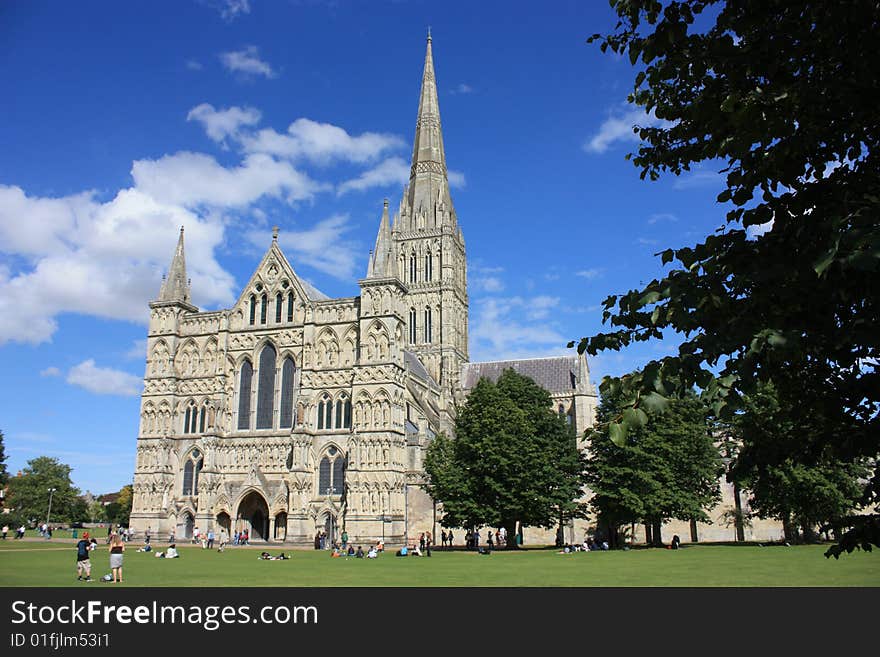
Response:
[386, 33, 469, 394]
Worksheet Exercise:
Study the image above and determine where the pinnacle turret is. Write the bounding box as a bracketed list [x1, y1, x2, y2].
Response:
[157, 226, 191, 304]
[366, 199, 394, 279]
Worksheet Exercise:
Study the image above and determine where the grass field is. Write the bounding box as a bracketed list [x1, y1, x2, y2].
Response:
[1, 538, 877, 587]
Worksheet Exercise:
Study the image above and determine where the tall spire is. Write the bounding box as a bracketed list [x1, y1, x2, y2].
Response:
[157, 226, 191, 304]
[406, 32, 450, 219]
[367, 199, 393, 279]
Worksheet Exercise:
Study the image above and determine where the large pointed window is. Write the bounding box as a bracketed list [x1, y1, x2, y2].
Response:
[409, 308, 417, 344]
[318, 446, 345, 496]
[237, 360, 253, 430]
[279, 357, 296, 429]
[275, 293, 283, 323]
[182, 449, 203, 496]
[256, 344, 276, 429]
[260, 293, 268, 324]
[424, 306, 432, 343]
[409, 253, 417, 283]
[425, 252, 432, 282]
[287, 292, 294, 322]
[249, 295, 256, 325]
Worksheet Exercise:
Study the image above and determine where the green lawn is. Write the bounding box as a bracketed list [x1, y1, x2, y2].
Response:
[1, 539, 877, 586]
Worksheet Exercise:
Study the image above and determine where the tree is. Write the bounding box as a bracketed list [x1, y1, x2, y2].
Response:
[575, 0, 879, 557]
[424, 370, 588, 548]
[586, 388, 723, 547]
[733, 383, 869, 543]
[0, 429, 8, 488]
[5, 456, 85, 525]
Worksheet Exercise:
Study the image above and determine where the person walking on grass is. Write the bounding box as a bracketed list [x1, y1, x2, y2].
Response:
[76, 531, 93, 582]
[109, 532, 125, 583]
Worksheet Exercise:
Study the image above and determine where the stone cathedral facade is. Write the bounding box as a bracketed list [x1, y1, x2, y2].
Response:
[130, 36, 598, 546]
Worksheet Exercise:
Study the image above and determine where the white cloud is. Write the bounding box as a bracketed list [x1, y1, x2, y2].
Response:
[219, 45, 276, 79]
[648, 213, 678, 224]
[124, 339, 148, 360]
[186, 59, 203, 71]
[584, 106, 665, 154]
[337, 157, 410, 195]
[450, 83, 473, 95]
[187, 103, 262, 145]
[0, 184, 235, 345]
[638, 237, 659, 245]
[243, 118, 405, 165]
[469, 296, 568, 362]
[212, 0, 251, 21]
[447, 170, 466, 188]
[575, 268, 603, 280]
[672, 170, 721, 190]
[131, 151, 326, 207]
[40, 366, 61, 377]
[472, 276, 505, 293]
[251, 214, 362, 281]
[66, 360, 143, 397]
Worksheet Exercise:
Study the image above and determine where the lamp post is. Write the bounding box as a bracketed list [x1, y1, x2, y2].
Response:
[45, 488, 57, 535]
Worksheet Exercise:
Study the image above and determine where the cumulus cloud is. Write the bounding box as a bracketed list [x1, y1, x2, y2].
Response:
[583, 106, 665, 154]
[186, 59, 203, 71]
[219, 45, 276, 79]
[243, 118, 405, 165]
[40, 366, 61, 377]
[66, 359, 143, 397]
[648, 213, 678, 224]
[208, 0, 251, 21]
[187, 103, 262, 145]
[131, 151, 326, 207]
[469, 296, 567, 362]
[450, 83, 473, 95]
[249, 214, 362, 281]
[575, 268, 603, 280]
[337, 157, 410, 195]
[672, 170, 721, 190]
[0, 183, 235, 345]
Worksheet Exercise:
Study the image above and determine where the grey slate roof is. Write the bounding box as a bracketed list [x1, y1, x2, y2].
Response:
[404, 350, 436, 386]
[461, 356, 578, 395]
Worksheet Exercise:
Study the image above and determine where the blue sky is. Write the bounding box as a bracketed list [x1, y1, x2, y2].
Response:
[0, 0, 726, 495]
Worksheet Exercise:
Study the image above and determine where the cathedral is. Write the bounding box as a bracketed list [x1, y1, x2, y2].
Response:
[129, 35, 598, 546]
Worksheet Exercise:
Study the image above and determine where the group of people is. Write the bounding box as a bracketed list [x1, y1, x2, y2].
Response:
[330, 544, 376, 559]
[2, 525, 26, 540]
[75, 531, 126, 583]
[558, 537, 610, 554]
[460, 527, 507, 550]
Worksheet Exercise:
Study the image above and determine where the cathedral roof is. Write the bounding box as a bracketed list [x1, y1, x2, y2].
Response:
[461, 356, 582, 395]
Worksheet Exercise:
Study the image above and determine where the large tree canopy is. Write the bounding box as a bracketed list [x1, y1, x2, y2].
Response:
[576, 0, 879, 556]
[5, 456, 86, 525]
[424, 369, 587, 547]
[586, 389, 722, 547]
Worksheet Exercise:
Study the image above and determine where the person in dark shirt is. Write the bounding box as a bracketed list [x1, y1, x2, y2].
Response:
[76, 532, 92, 581]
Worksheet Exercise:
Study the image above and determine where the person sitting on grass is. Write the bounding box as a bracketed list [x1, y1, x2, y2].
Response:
[347, 545, 355, 557]
[356, 546, 364, 558]
[410, 544, 422, 557]
[367, 546, 378, 559]
[395, 546, 408, 557]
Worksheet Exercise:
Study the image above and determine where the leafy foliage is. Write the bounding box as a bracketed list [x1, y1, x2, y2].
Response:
[5, 456, 87, 525]
[586, 388, 723, 545]
[731, 383, 869, 544]
[575, 0, 879, 554]
[0, 429, 8, 489]
[424, 370, 587, 547]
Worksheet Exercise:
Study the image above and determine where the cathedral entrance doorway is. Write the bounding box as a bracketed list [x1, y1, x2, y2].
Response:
[274, 512, 287, 541]
[237, 491, 270, 542]
[216, 512, 231, 535]
[178, 512, 194, 541]
[322, 512, 338, 546]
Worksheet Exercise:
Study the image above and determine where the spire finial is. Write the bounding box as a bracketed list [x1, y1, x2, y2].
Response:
[427, 26, 431, 42]
[272, 226, 279, 241]
[383, 198, 389, 209]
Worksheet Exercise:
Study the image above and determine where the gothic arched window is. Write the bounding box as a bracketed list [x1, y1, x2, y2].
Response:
[287, 292, 294, 322]
[409, 307, 417, 344]
[424, 306, 432, 343]
[425, 252, 432, 282]
[279, 357, 296, 429]
[249, 295, 256, 325]
[409, 253, 417, 283]
[260, 293, 268, 325]
[256, 344, 276, 429]
[275, 293, 283, 323]
[318, 447, 345, 496]
[317, 394, 332, 430]
[237, 360, 253, 430]
[198, 403, 208, 433]
[182, 449, 203, 496]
